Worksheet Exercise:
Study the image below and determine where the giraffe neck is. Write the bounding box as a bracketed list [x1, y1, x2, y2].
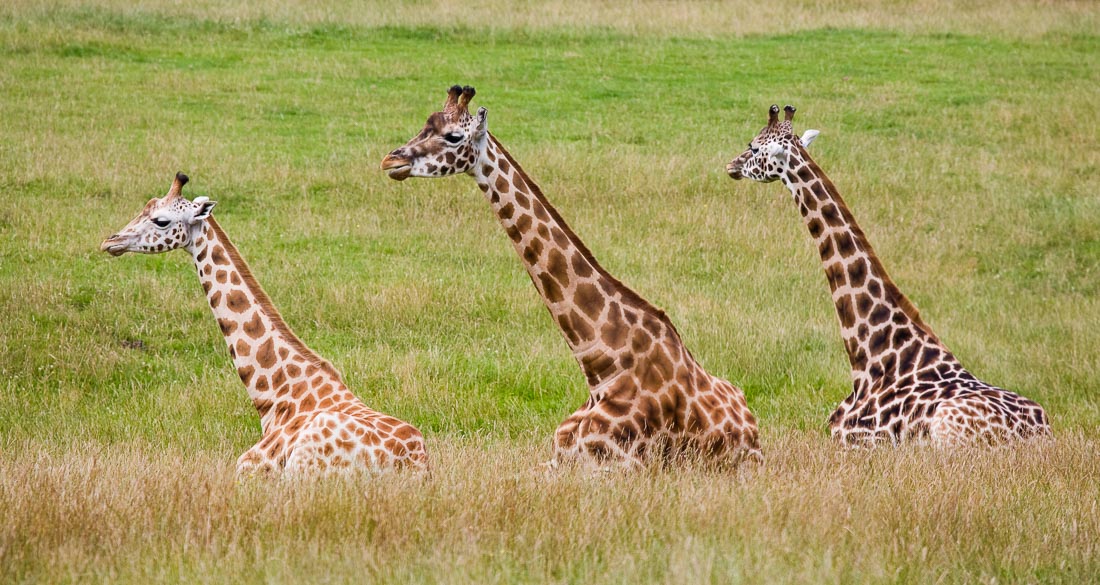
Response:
[471, 133, 691, 389]
[779, 146, 956, 390]
[187, 217, 344, 434]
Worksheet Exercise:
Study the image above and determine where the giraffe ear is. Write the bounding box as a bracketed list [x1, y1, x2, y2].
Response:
[190, 196, 217, 224]
[475, 106, 488, 134]
[800, 129, 820, 148]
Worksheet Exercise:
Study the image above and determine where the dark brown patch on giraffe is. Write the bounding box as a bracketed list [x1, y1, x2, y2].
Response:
[271, 368, 287, 391]
[538, 273, 564, 303]
[256, 338, 276, 369]
[211, 246, 230, 266]
[571, 252, 593, 279]
[523, 238, 544, 264]
[226, 290, 249, 313]
[835, 295, 856, 329]
[196, 247, 208, 262]
[230, 272, 241, 286]
[514, 190, 531, 209]
[253, 398, 273, 417]
[868, 327, 891, 356]
[499, 202, 514, 219]
[537, 224, 550, 240]
[235, 339, 251, 357]
[581, 351, 616, 386]
[504, 223, 522, 243]
[855, 292, 874, 317]
[255, 374, 269, 392]
[290, 381, 308, 399]
[892, 328, 913, 348]
[218, 318, 237, 335]
[286, 363, 301, 378]
[811, 181, 828, 201]
[601, 304, 628, 348]
[494, 174, 509, 193]
[568, 309, 594, 343]
[531, 199, 550, 221]
[825, 262, 846, 292]
[243, 313, 265, 339]
[216, 270, 228, 284]
[202, 281, 212, 293]
[919, 346, 941, 369]
[514, 213, 533, 234]
[238, 365, 255, 385]
[848, 258, 868, 288]
[834, 232, 856, 257]
[574, 282, 605, 319]
[818, 236, 834, 260]
[821, 204, 843, 228]
[869, 304, 891, 326]
[299, 395, 316, 412]
[807, 218, 824, 239]
[550, 227, 569, 249]
[209, 291, 222, 308]
[547, 249, 569, 285]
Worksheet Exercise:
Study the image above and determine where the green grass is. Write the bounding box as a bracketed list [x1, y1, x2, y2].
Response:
[1, 1, 1098, 582]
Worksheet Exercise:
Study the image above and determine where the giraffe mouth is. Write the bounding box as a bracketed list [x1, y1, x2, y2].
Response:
[726, 162, 744, 180]
[100, 237, 130, 256]
[380, 154, 412, 181]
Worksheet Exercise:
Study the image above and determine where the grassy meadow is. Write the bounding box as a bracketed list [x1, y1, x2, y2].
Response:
[1, 0, 1098, 582]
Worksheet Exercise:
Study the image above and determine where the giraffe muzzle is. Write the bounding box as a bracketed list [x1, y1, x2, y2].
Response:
[100, 235, 130, 256]
[726, 162, 744, 180]
[380, 153, 412, 181]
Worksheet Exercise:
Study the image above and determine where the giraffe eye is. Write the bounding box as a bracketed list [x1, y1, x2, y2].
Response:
[751, 147, 760, 155]
[152, 217, 171, 228]
[443, 132, 463, 144]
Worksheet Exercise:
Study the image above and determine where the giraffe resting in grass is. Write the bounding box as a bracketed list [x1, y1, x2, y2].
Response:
[101, 173, 429, 475]
[726, 105, 1052, 447]
[381, 86, 761, 469]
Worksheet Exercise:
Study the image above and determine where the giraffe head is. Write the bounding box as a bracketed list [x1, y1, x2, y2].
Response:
[100, 172, 217, 256]
[727, 104, 820, 182]
[380, 85, 488, 181]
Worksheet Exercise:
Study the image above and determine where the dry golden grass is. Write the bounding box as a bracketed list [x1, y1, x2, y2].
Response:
[3, 433, 1098, 583]
[2, 0, 1096, 38]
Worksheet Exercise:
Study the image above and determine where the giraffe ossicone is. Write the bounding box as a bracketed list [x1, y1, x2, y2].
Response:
[101, 173, 429, 476]
[727, 105, 1052, 447]
[382, 86, 762, 469]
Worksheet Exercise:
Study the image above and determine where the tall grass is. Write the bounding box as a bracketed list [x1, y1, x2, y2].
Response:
[3, 433, 1098, 583]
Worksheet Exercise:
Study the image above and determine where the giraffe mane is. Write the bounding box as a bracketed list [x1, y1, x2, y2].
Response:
[487, 133, 691, 350]
[205, 216, 345, 384]
[793, 142, 941, 344]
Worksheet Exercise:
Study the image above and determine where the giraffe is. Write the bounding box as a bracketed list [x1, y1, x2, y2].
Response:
[100, 173, 429, 475]
[726, 104, 1052, 446]
[380, 86, 761, 469]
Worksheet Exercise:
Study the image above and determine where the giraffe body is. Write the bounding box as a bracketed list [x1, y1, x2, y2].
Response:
[382, 86, 760, 469]
[102, 174, 428, 475]
[727, 105, 1051, 447]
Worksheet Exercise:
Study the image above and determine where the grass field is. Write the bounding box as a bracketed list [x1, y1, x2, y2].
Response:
[1, 0, 1098, 582]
